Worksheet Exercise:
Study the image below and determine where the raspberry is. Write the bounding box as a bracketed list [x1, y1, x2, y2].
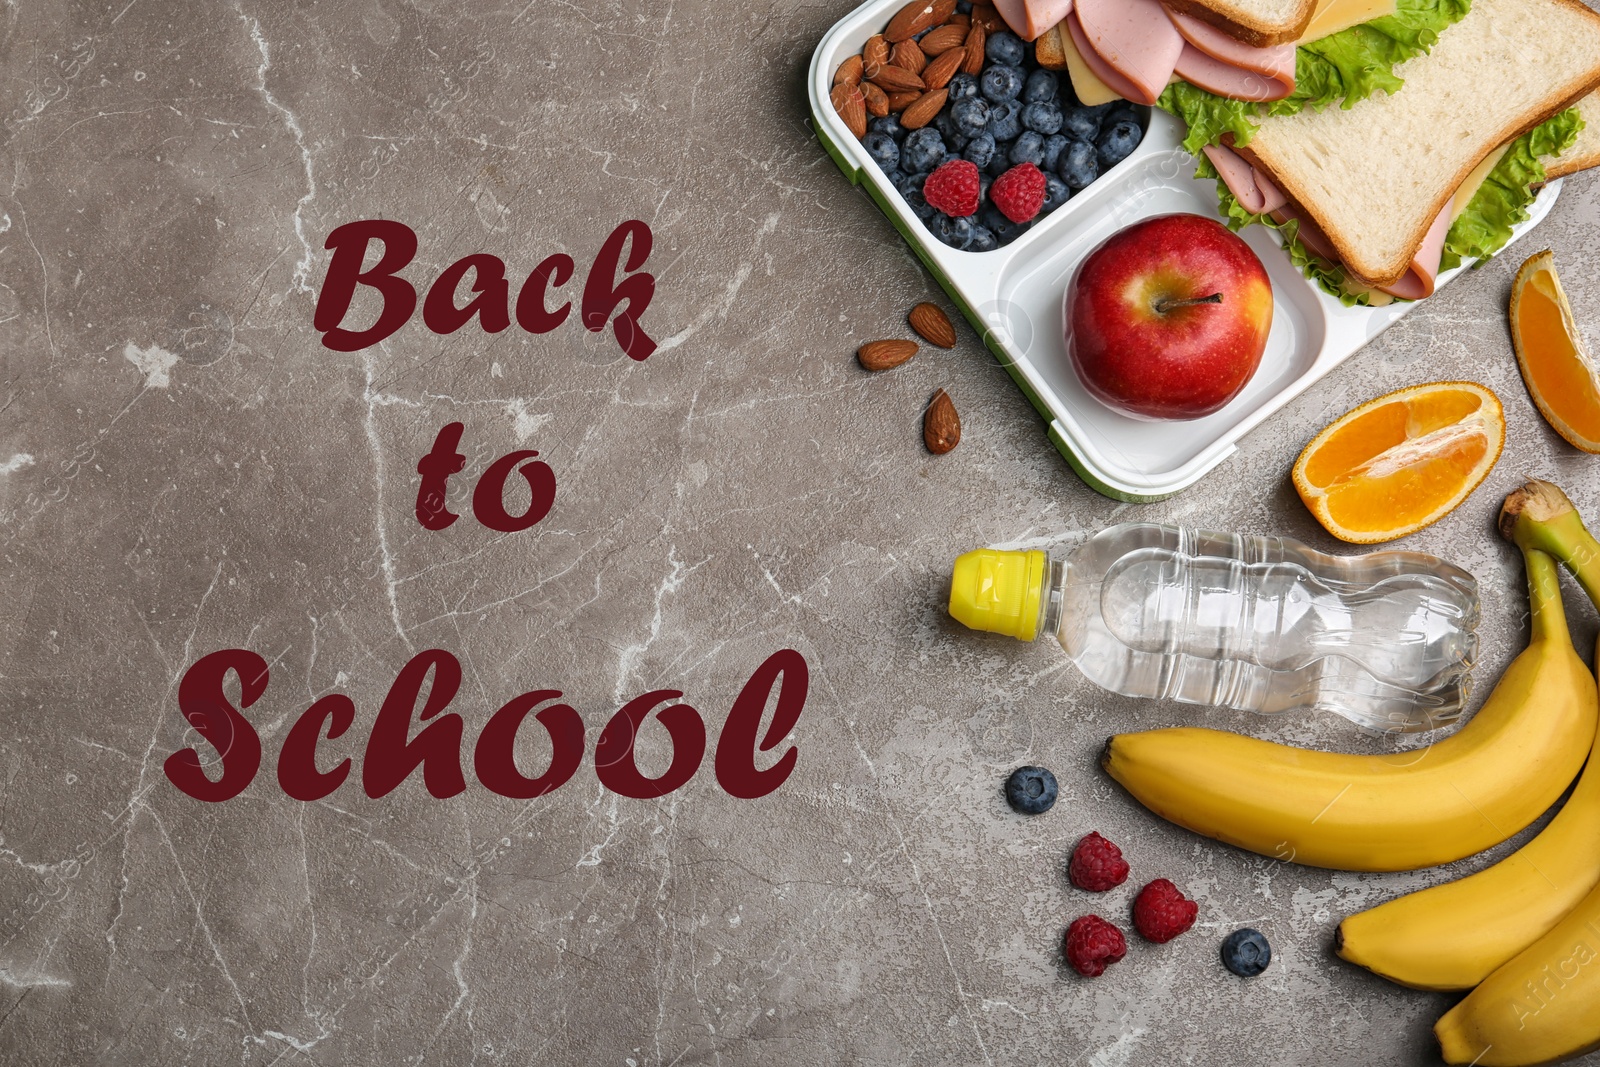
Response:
[989, 162, 1047, 223]
[1064, 915, 1127, 977]
[1068, 831, 1129, 892]
[922, 159, 981, 218]
[1132, 878, 1199, 944]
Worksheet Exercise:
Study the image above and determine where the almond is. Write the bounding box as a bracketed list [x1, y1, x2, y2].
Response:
[863, 34, 890, 77]
[886, 90, 921, 112]
[947, 13, 970, 31]
[885, 0, 940, 42]
[898, 88, 947, 130]
[830, 83, 867, 138]
[890, 38, 927, 74]
[834, 54, 863, 86]
[924, 389, 961, 454]
[961, 24, 987, 76]
[860, 80, 889, 117]
[921, 46, 963, 90]
[971, 3, 1005, 32]
[870, 64, 925, 93]
[919, 24, 967, 55]
[857, 339, 918, 372]
[908, 303, 957, 349]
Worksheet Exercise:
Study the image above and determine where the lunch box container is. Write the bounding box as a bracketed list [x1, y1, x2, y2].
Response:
[809, 0, 1563, 502]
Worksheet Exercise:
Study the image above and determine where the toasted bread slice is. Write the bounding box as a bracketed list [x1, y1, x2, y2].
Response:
[1546, 90, 1600, 181]
[1235, 0, 1600, 287]
[1161, 0, 1317, 46]
[1035, 21, 1070, 70]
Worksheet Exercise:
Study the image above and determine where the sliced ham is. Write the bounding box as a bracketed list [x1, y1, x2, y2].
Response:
[1203, 145, 1288, 215]
[992, 0, 1075, 41]
[1066, 14, 1152, 104]
[1072, 0, 1185, 106]
[1165, 9, 1297, 83]
[1175, 43, 1294, 101]
[1375, 198, 1453, 300]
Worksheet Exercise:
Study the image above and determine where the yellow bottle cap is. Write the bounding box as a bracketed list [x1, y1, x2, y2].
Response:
[948, 549, 1047, 641]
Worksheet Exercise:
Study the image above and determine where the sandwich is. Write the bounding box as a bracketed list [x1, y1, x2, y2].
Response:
[1201, 0, 1600, 304]
[1009, 0, 1471, 146]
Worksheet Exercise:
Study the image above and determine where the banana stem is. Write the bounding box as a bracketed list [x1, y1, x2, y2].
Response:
[1502, 480, 1600, 609]
[1524, 547, 1571, 647]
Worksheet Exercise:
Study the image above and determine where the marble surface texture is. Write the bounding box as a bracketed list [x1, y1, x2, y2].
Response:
[3, 1, 1600, 1064]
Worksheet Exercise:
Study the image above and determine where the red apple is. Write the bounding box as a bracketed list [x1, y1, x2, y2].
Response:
[1065, 213, 1273, 420]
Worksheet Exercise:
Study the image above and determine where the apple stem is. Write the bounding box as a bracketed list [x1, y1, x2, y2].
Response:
[1154, 292, 1224, 314]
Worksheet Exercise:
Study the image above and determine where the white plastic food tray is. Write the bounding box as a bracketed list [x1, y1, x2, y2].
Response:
[809, 0, 1561, 501]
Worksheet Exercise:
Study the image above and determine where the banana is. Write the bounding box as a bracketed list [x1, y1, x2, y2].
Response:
[1337, 482, 1600, 989]
[1102, 544, 1596, 873]
[1435, 873, 1600, 1065]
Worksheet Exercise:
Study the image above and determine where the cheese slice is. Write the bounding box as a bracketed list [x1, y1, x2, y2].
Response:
[1299, 0, 1396, 42]
[1449, 144, 1511, 223]
[1063, 19, 1125, 105]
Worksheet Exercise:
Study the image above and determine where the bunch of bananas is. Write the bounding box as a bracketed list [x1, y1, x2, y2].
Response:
[1105, 480, 1600, 1066]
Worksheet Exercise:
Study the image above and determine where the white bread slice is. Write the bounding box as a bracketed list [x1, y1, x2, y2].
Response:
[1546, 90, 1600, 180]
[1235, 0, 1600, 287]
[1162, 0, 1317, 46]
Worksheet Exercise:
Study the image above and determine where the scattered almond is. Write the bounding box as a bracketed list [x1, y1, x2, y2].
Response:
[962, 24, 987, 76]
[886, 90, 921, 112]
[970, 3, 1005, 32]
[858, 339, 919, 372]
[919, 24, 967, 55]
[870, 64, 925, 93]
[899, 88, 947, 130]
[830, 83, 867, 138]
[947, 13, 970, 31]
[863, 34, 890, 76]
[885, 0, 941, 42]
[922, 47, 964, 90]
[924, 389, 961, 454]
[834, 54, 863, 86]
[890, 38, 927, 74]
[909, 303, 957, 348]
[861, 81, 889, 117]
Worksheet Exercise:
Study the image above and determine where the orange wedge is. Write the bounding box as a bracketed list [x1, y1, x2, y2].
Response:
[1292, 382, 1505, 544]
[1510, 249, 1600, 453]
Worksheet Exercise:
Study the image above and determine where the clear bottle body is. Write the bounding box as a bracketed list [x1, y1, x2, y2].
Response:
[1039, 524, 1480, 732]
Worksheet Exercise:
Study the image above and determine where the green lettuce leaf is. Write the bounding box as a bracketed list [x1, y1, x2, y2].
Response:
[1438, 108, 1584, 271]
[1156, 0, 1472, 153]
[1201, 108, 1582, 306]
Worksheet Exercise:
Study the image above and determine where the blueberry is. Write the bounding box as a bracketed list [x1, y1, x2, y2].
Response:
[1021, 100, 1063, 135]
[934, 214, 975, 249]
[901, 127, 947, 174]
[980, 202, 1030, 242]
[951, 96, 991, 138]
[1041, 133, 1071, 173]
[986, 99, 1023, 141]
[934, 112, 969, 153]
[957, 0, 972, 10]
[1040, 172, 1070, 213]
[1023, 69, 1059, 104]
[981, 64, 1025, 103]
[985, 29, 1026, 67]
[977, 172, 991, 204]
[1058, 139, 1098, 189]
[946, 72, 980, 102]
[1097, 118, 1142, 169]
[1004, 766, 1058, 814]
[862, 131, 900, 171]
[868, 114, 906, 141]
[880, 166, 906, 189]
[898, 173, 936, 220]
[1009, 130, 1044, 168]
[1061, 106, 1101, 143]
[968, 224, 999, 252]
[985, 145, 1013, 176]
[1220, 929, 1272, 978]
[962, 131, 996, 169]
[1105, 104, 1141, 130]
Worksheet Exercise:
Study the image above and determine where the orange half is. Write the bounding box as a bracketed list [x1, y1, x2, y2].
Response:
[1510, 249, 1600, 453]
[1292, 382, 1505, 544]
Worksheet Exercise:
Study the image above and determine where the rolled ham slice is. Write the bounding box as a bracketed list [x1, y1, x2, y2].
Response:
[1072, 0, 1185, 106]
[1165, 9, 1297, 83]
[1375, 198, 1453, 300]
[1203, 144, 1288, 215]
[1066, 14, 1152, 105]
[992, 0, 1075, 41]
[1175, 43, 1295, 101]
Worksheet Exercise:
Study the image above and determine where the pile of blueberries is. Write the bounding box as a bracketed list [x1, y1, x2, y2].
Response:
[860, 16, 1146, 251]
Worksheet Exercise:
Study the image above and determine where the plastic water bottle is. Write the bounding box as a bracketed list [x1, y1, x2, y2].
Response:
[948, 523, 1480, 732]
